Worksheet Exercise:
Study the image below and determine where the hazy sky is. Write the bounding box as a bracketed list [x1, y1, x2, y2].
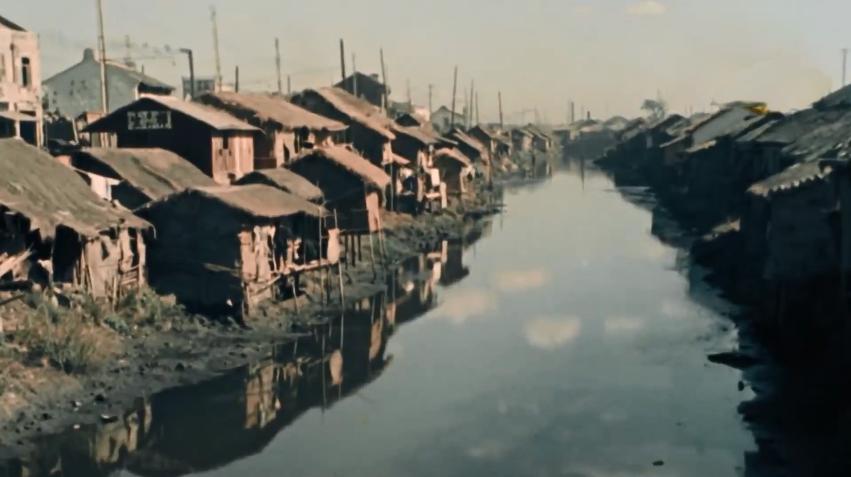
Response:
[5, 0, 849, 123]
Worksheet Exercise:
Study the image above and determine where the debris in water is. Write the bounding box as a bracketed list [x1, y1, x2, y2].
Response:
[707, 351, 759, 369]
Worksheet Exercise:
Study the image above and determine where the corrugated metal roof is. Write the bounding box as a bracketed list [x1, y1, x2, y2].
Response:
[748, 160, 834, 197]
[199, 92, 347, 132]
[0, 139, 150, 238]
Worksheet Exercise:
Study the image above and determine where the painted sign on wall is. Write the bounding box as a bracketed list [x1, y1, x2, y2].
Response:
[127, 110, 172, 130]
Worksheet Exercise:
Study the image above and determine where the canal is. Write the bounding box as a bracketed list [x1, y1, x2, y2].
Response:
[11, 168, 765, 476]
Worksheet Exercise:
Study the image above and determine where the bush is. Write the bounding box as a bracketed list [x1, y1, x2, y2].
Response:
[117, 288, 186, 327]
[16, 294, 116, 374]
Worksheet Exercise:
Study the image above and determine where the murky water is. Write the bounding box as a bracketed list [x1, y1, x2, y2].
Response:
[8, 169, 766, 476]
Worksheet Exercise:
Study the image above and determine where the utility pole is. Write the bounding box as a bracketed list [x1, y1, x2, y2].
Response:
[843, 48, 849, 88]
[428, 83, 433, 114]
[235, 65, 239, 92]
[406, 79, 411, 108]
[570, 100, 575, 123]
[450, 66, 458, 129]
[498, 91, 504, 128]
[476, 91, 480, 125]
[469, 80, 475, 126]
[352, 53, 358, 97]
[179, 48, 195, 99]
[95, 0, 109, 113]
[379, 48, 388, 111]
[275, 38, 282, 94]
[287, 75, 291, 96]
[210, 6, 222, 91]
[339, 39, 347, 84]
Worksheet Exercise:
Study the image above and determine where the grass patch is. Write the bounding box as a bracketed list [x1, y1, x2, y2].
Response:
[15, 294, 118, 374]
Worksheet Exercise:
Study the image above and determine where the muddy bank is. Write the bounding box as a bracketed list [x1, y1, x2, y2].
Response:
[0, 180, 509, 465]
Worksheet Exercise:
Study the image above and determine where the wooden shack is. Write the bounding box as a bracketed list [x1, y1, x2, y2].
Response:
[197, 91, 347, 169]
[235, 168, 324, 203]
[511, 127, 533, 153]
[434, 148, 473, 195]
[288, 146, 390, 235]
[136, 184, 328, 316]
[290, 87, 396, 167]
[84, 95, 259, 184]
[71, 147, 217, 209]
[0, 139, 150, 299]
[391, 123, 446, 211]
[335, 72, 389, 108]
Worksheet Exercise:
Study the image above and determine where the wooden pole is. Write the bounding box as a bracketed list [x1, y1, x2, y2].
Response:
[334, 210, 345, 308]
[234, 65, 239, 92]
[406, 79, 412, 108]
[498, 91, 504, 128]
[210, 6, 223, 91]
[450, 66, 458, 129]
[287, 75, 292, 96]
[428, 83, 433, 114]
[380, 48, 388, 112]
[352, 53, 358, 97]
[339, 39, 347, 83]
[469, 80, 475, 127]
[476, 91, 480, 125]
[275, 38, 283, 94]
[95, 0, 109, 113]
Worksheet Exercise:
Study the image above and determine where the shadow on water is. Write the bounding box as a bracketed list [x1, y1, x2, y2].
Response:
[591, 155, 851, 477]
[0, 231, 488, 477]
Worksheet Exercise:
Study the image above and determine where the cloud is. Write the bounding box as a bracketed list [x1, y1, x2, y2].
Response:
[435, 289, 497, 324]
[492, 269, 549, 293]
[604, 317, 644, 335]
[524, 317, 582, 350]
[625, 0, 667, 16]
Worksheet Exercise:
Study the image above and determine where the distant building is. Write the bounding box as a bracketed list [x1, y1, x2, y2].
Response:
[182, 76, 235, 100]
[335, 72, 388, 108]
[0, 15, 43, 146]
[43, 48, 173, 122]
[431, 106, 464, 135]
[84, 95, 259, 184]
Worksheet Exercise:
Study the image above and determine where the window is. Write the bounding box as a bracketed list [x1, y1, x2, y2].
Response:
[0, 54, 5, 82]
[222, 134, 229, 149]
[20, 57, 31, 88]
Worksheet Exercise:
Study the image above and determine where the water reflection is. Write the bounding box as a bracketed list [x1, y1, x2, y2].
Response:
[1, 236, 483, 477]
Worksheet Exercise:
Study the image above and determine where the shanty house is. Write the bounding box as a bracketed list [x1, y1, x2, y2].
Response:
[43, 48, 173, 122]
[468, 125, 500, 158]
[291, 87, 395, 167]
[434, 148, 473, 195]
[136, 185, 327, 316]
[197, 91, 347, 169]
[511, 128, 533, 153]
[288, 146, 390, 234]
[431, 106, 465, 135]
[335, 72, 388, 108]
[391, 123, 445, 210]
[0, 139, 150, 299]
[0, 15, 43, 146]
[70, 147, 217, 209]
[84, 95, 259, 184]
[742, 160, 841, 329]
[235, 168, 323, 203]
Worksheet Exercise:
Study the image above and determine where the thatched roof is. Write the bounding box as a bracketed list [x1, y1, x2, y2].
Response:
[0, 139, 150, 238]
[197, 92, 347, 133]
[75, 148, 216, 202]
[447, 129, 485, 154]
[297, 87, 395, 139]
[235, 168, 323, 202]
[434, 148, 472, 168]
[291, 146, 391, 189]
[86, 96, 259, 133]
[392, 124, 440, 146]
[142, 184, 325, 220]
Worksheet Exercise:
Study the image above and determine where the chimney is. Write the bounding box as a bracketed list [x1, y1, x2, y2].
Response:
[83, 48, 96, 62]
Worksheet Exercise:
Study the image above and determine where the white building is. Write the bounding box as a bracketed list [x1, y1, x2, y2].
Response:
[0, 15, 42, 146]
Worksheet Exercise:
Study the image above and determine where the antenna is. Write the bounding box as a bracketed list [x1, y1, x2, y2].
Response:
[210, 6, 223, 91]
